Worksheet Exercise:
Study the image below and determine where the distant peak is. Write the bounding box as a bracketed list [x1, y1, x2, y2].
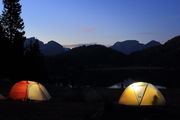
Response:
[27, 37, 38, 40]
[111, 40, 161, 54]
[46, 40, 62, 46]
[45, 40, 64, 49]
[114, 40, 141, 46]
[47, 40, 57, 44]
[146, 40, 161, 47]
[123, 40, 139, 42]
[117, 40, 139, 43]
[147, 40, 160, 44]
[29, 37, 36, 39]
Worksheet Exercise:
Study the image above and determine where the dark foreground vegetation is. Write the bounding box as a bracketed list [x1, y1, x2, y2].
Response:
[0, 84, 180, 120]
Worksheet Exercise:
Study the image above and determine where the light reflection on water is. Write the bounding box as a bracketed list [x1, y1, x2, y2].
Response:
[109, 78, 167, 89]
[38, 69, 180, 88]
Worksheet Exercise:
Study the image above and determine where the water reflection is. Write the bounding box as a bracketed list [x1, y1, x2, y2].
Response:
[31, 68, 180, 88]
[75, 69, 180, 88]
[109, 78, 166, 89]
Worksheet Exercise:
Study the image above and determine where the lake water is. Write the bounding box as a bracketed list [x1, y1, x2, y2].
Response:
[69, 68, 180, 88]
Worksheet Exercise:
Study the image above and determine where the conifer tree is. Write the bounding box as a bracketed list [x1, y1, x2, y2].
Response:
[1, 0, 25, 78]
[0, 19, 8, 55]
[1, 0, 25, 56]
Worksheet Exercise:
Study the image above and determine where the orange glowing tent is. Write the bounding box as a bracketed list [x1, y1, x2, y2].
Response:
[9, 81, 51, 101]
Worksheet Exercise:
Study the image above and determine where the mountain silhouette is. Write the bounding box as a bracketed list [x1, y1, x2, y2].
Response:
[43, 36, 180, 87]
[131, 36, 180, 67]
[41, 41, 65, 56]
[63, 43, 97, 49]
[25, 37, 68, 56]
[26, 38, 162, 56]
[111, 40, 161, 54]
[45, 45, 127, 73]
[145, 40, 161, 48]
[26, 36, 180, 68]
[61, 45, 127, 67]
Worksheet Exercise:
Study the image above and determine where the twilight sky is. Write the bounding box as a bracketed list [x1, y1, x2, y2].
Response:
[0, 0, 180, 45]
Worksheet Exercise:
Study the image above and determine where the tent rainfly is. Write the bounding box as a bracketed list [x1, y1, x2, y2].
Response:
[9, 81, 51, 101]
[119, 82, 166, 106]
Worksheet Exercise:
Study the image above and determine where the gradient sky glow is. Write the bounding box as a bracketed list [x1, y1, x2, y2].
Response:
[0, 0, 180, 45]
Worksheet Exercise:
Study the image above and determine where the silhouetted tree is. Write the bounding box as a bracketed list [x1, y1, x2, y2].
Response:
[0, 17, 11, 77]
[1, 0, 25, 78]
[1, 0, 25, 56]
[0, 19, 6, 54]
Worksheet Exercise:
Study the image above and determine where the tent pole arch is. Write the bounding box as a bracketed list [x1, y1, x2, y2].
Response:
[24, 81, 29, 101]
[38, 83, 47, 99]
[139, 84, 149, 106]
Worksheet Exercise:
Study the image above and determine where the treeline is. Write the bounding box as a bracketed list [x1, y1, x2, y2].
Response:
[0, 0, 44, 81]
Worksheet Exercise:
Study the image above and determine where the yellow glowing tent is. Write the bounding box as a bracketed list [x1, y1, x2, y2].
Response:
[119, 82, 166, 106]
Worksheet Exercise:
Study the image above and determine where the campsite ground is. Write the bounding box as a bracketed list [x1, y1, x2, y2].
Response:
[0, 84, 180, 120]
